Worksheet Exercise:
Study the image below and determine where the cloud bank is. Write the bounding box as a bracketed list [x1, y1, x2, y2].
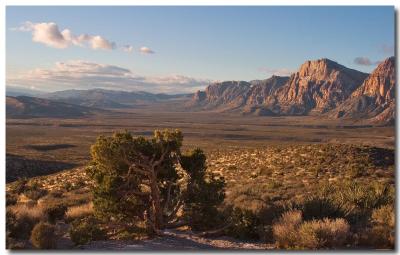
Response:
[14, 21, 153, 53]
[7, 60, 210, 94]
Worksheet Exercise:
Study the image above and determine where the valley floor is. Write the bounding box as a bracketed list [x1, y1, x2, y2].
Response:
[6, 110, 395, 250]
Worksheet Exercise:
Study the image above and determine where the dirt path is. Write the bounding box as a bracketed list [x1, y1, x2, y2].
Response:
[79, 229, 269, 250]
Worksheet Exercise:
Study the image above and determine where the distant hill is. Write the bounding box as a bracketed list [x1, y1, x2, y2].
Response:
[6, 86, 45, 97]
[41, 88, 191, 109]
[6, 96, 99, 118]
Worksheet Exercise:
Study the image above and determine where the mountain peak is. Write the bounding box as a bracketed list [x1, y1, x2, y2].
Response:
[298, 58, 345, 78]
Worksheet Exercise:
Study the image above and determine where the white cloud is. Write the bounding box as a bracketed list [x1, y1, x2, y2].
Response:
[122, 45, 134, 53]
[15, 21, 116, 50]
[89, 35, 116, 50]
[140, 46, 155, 54]
[7, 60, 209, 94]
[258, 67, 293, 76]
[13, 21, 157, 54]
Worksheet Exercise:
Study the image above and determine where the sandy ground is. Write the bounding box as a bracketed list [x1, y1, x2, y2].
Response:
[78, 229, 269, 250]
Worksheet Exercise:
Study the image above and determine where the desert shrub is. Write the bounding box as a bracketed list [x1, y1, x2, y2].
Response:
[272, 210, 303, 248]
[62, 182, 73, 192]
[43, 204, 67, 223]
[48, 190, 63, 198]
[69, 216, 106, 245]
[30, 222, 57, 249]
[6, 210, 29, 249]
[315, 181, 394, 225]
[298, 218, 350, 249]
[364, 205, 395, 249]
[23, 182, 48, 201]
[6, 193, 18, 206]
[273, 210, 350, 249]
[6, 209, 18, 239]
[225, 207, 263, 240]
[300, 196, 344, 221]
[11, 178, 28, 194]
[65, 202, 94, 222]
[113, 224, 148, 240]
[7, 205, 44, 240]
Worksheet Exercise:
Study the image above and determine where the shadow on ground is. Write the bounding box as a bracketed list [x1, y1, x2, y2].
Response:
[6, 154, 78, 183]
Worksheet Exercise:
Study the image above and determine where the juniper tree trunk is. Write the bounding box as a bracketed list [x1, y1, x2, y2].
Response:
[149, 170, 164, 232]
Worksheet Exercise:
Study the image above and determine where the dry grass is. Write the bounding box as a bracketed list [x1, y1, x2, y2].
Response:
[65, 202, 94, 221]
[9, 203, 45, 222]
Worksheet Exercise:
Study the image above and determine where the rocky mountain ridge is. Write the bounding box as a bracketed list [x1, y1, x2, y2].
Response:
[190, 57, 395, 124]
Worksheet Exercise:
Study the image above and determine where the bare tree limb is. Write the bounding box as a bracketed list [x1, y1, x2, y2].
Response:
[152, 144, 170, 170]
[163, 182, 173, 213]
[167, 199, 183, 221]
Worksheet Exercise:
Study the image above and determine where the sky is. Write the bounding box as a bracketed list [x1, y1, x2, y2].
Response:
[6, 6, 395, 94]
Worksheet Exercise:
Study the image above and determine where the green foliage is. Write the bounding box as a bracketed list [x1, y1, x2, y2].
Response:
[86, 129, 184, 232]
[30, 222, 57, 249]
[87, 129, 225, 234]
[181, 148, 225, 231]
[69, 216, 106, 245]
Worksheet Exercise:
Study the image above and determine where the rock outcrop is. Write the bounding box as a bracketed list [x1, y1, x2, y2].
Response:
[189, 76, 289, 115]
[276, 58, 368, 115]
[331, 56, 395, 125]
[188, 81, 251, 111]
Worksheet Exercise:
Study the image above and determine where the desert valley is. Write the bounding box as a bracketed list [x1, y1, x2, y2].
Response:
[5, 55, 395, 249]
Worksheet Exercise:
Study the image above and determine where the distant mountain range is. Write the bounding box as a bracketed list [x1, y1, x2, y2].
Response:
[41, 89, 191, 108]
[6, 96, 100, 118]
[189, 56, 395, 125]
[6, 57, 395, 125]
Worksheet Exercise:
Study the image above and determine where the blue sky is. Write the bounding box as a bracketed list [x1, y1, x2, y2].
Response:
[6, 6, 394, 93]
